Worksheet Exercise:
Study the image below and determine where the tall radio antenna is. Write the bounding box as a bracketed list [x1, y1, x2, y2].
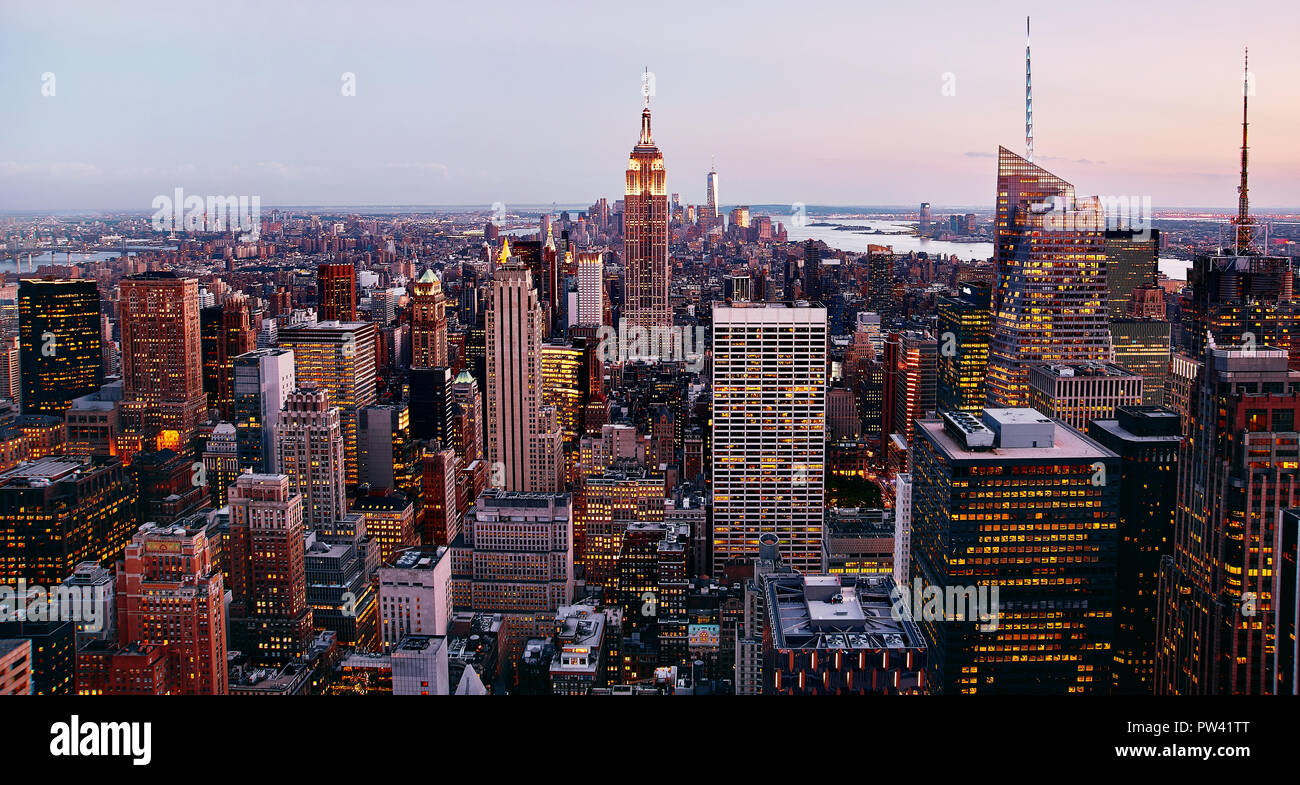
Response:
[1025, 16, 1034, 163]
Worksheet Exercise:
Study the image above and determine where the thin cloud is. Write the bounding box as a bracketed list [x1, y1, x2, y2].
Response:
[379, 162, 451, 177]
[255, 161, 331, 179]
[1040, 156, 1106, 166]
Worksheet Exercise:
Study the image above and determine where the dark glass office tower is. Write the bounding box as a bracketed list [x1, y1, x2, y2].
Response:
[802, 239, 821, 302]
[18, 278, 103, 416]
[936, 282, 991, 415]
[200, 295, 256, 420]
[1088, 406, 1182, 694]
[0, 617, 74, 695]
[910, 409, 1120, 694]
[1184, 254, 1298, 368]
[864, 252, 894, 324]
[409, 366, 453, 447]
[1104, 229, 1160, 319]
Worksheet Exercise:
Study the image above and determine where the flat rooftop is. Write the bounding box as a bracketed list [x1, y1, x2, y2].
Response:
[766, 574, 924, 652]
[386, 547, 448, 570]
[1, 458, 92, 483]
[1033, 361, 1140, 379]
[920, 411, 1116, 462]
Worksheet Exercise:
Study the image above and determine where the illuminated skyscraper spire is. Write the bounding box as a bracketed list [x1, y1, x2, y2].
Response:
[498, 235, 513, 266]
[1025, 16, 1034, 163]
[640, 66, 653, 144]
[1233, 47, 1254, 255]
[625, 69, 670, 332]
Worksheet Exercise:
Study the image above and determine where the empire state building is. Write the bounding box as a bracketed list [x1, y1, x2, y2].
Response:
[623, 91, 670, 332]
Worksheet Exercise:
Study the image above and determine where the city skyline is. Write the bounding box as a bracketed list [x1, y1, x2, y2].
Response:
[6, 0, 1300, 727]
[4, 1, 1300, 210]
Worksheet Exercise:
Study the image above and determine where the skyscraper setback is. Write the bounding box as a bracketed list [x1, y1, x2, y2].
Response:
[275, 385, 347, 529]
[622, 93, 670, 332]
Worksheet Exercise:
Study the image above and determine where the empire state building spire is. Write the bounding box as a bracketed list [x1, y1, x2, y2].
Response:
[639, 66, 654, 145]
[640, 105, 653, 145]
[624, 70, 670, 332]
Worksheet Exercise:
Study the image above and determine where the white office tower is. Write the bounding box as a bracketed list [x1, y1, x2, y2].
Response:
[391, 634, 450, 696]
[893, 473, 912, 591]
[712, 303, 827, 574]
[379, 546, 453, 652]
[576, 252, 604, 326]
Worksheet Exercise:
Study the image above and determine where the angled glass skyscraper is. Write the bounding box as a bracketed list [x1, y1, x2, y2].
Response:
[986, 147, 1111, 407]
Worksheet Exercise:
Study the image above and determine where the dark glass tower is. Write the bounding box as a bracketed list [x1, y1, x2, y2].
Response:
[936, 282, 992, 415]
[1088, 406, 1182, 694]
[18, 278, 103, 416]
[1104, 229, 1160, 320]
[910, 409, 1120, 694]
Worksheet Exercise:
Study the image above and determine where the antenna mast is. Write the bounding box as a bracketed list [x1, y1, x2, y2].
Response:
[1233, 48, 1253, 255]
[1025, 16, 1034, 163]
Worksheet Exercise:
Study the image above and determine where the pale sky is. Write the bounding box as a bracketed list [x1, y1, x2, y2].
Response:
[2, 0, 1298, 211]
